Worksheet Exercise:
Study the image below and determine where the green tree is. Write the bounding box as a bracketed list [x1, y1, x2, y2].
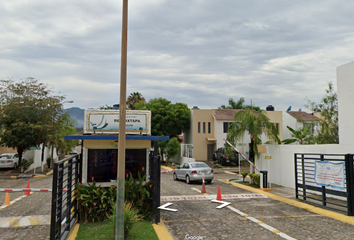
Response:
[135, 98, 190, 138]
[126, 92, 145, 110]
[306, 82, 338, 144]
[282, 126, 314, 145]
[49, 114, 78, 160]
[166, 137, 181, 160]
[226, 109, 280, 161]
[0, 78, 76, 166]
[135, 98, 190, 161]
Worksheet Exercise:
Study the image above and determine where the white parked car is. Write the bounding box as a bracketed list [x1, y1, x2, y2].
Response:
[0, 153, 19, 169]
[173, 162, 214, 184]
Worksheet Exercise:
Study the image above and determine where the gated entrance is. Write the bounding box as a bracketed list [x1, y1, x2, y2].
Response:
[295, 153, 354, 216]
[50, 154, 81, 240]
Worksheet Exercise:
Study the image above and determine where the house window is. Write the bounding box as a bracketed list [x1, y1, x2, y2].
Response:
[275, 123, 279, 134]
[198, 122, 201, 133]
[223, 122, 232, 133]
[208, 122, 211, 134]
[203, 122, 206, 133]
[304, 122, 315, 134]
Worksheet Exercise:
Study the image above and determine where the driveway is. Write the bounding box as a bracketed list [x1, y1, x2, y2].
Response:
[160, 168, 354, 240]
[0, 174, 52, 240]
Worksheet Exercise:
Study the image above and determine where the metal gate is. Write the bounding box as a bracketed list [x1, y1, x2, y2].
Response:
[50, 154, 81, 240]
[295, 153, 354, 215]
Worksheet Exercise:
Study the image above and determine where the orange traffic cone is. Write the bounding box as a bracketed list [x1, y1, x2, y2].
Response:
[216, 186, 222, 201]
[2, 192, 11, 206]
[201, 176, 206, 194]
[24, 182, 30, 196]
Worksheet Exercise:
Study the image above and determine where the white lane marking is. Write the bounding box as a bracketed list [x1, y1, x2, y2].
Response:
[211, 199, 231, 209]
[0, 193, 33, 210]
[227, 206, 297, 240]
[161, 193, 267, 202]
[158, 203, 178, 212]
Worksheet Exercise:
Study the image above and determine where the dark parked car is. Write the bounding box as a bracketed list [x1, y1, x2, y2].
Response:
[214, 147, 239, 166]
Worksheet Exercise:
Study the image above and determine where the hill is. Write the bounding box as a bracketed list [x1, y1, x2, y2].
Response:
[64, 107, 85, 128]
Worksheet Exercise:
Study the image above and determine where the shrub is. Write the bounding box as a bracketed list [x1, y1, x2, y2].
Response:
[212, 164, 223, 169]
[241, 172, 248, 182]
[76, 182, 117, 223]
[22, 158, 33, 172]
[108, 201, 142, 237]
[77, 173, 153, 223]
[125, 172, 153, 219]
[249, 173, 260, 187]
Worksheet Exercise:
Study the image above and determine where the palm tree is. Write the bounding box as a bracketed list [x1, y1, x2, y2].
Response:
[126, 92, 145, 110]
[219, 97, 245, 109]
[219, 97, 261, 111]
[227, 109, 280, 161]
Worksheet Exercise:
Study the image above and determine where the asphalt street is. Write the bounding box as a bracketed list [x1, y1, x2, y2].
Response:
[160, 168, 354, 240]
[0, 172, 52, 240]
[1, 167, 354, 240]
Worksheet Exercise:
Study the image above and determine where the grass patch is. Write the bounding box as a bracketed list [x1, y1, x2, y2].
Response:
[76, 220, 114, 240]
[127, 220, 159, 240]
[76, 220, 159, 240]
[230, 179, 259, 188]
[212, 164, 223, 169]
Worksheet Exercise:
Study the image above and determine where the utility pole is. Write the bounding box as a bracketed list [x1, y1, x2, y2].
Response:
[116, 0, 128, 239]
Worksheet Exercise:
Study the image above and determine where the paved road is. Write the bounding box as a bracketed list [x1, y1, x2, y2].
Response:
[0, 174, 52, 240]
[160, 168, 354, 240]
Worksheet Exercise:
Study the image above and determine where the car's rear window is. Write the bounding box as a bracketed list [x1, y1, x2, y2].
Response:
[190, 162, 209, 168]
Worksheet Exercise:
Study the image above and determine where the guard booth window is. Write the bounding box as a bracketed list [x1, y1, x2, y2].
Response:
[87, 148, 146, 182]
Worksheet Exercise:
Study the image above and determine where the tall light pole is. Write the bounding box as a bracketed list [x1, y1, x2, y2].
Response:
[116, 0, 128, 239]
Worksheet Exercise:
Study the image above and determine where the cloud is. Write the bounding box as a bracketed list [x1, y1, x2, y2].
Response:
[1, 0, 354, 112]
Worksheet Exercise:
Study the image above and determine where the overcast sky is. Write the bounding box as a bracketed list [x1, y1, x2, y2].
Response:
[1, 0, 353, 111]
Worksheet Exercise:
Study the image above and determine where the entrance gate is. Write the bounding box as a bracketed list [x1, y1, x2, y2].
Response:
[50, 154, 81, 240]
[294, 153, 354, 216]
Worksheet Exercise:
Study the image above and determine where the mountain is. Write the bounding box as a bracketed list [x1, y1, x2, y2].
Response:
[64, 107, 85, 128]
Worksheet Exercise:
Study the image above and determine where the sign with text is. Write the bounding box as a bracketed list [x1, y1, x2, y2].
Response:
[314, 161, 345, 190]
[84, 110, 151, 135]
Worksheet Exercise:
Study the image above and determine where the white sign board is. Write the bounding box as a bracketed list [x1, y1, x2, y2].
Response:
[84, 110, 151, 135]
[314, 161, 345, 190]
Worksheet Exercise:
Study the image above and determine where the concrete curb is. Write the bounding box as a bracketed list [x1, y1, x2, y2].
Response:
[161, 166, 174, 171]
[220, 179, 354, 226]
[67, 223, 80, 240]
[156, 165, 175, 239]
[153, 220, 174, 240]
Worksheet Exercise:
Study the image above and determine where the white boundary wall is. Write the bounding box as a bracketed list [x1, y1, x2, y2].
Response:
[337, 61, 354, 144]
[255, 144, 354, 189]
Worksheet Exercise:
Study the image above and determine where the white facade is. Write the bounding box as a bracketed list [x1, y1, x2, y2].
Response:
[257, 144, 354, 189]
[337, 60, 354, 144]
[282, 112, 302, 140]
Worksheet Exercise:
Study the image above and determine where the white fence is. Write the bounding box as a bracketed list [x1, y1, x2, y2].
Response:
[256, 144, 354, 189]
